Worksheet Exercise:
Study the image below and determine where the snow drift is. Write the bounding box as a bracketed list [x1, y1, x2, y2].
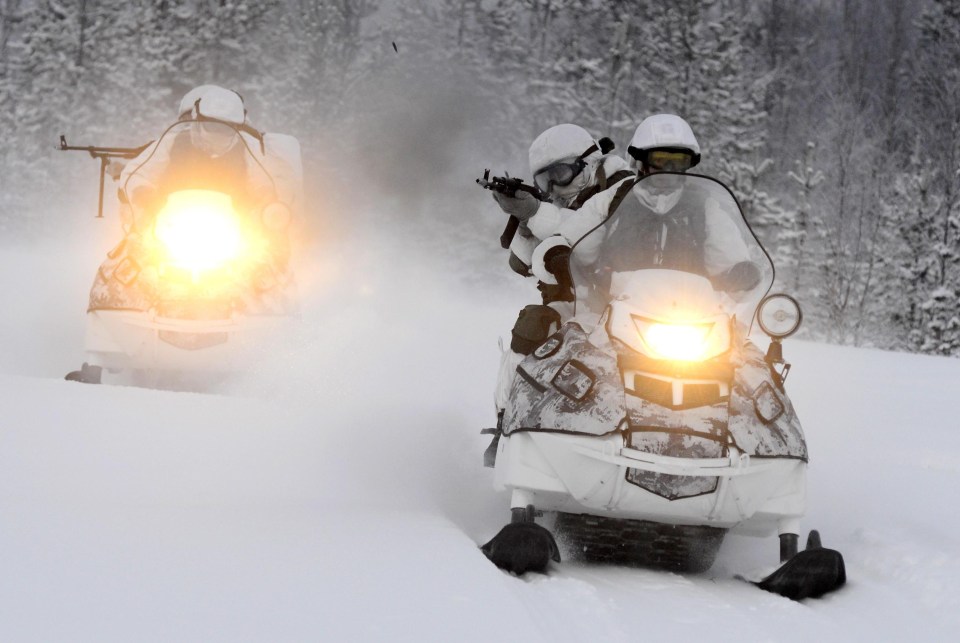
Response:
[1, 227, 959, 642]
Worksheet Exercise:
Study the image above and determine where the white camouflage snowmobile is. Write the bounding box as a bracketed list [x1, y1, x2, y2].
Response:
[481, 173, 845, 600]
[61, 116, 302, 385]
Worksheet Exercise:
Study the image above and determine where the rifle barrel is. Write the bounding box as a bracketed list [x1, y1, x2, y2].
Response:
[57, 135, 152, 159]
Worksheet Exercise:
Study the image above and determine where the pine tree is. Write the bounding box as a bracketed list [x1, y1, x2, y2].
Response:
[909, 0, 960, 355]
[781, 141, 825, 295]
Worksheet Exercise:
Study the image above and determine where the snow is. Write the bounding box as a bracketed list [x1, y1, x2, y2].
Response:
[2, 228, 960, 642]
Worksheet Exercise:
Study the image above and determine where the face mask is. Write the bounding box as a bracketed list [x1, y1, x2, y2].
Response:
[634, 184, 682, 214]
[190, 121, 238, 157]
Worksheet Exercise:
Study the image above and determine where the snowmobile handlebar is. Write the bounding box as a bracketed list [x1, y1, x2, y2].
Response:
[57, 135, 153, 219]
[477, 169, 544, 249]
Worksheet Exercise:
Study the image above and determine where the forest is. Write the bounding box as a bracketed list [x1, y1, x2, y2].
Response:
[1, 0, 958, 355]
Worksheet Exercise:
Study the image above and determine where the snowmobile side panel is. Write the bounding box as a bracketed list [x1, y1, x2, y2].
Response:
[493, 433, 571, 495]
[728, 343, 808, 460]
[506, 325, 806, 464]
[504, 324, 625, 437]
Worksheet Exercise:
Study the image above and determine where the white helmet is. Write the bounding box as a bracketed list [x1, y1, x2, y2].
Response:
[528, 124, 598, 176]
[528, 124, 608, 203]
[178, 85, 246, 124]
[177, 85, 247, 157]
[628, 114, 701, 168]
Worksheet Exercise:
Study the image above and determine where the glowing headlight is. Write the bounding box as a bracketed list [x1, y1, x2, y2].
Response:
[634, 317, 725, 362]
[154, 190, 246, 275]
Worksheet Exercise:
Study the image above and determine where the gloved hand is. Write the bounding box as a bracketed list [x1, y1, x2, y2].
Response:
[492, 189, 539, 221]
[105, 159, 127, 181]
[543, 244, 573, 292]
[713, 261, 762, 292]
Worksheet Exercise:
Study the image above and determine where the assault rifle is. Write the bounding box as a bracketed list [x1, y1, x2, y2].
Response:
[58, 135, 153, 218]
[476, 169, 544, 249]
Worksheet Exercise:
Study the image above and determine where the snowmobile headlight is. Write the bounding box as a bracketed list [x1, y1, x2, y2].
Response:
[633, 316, 728, 362]
[758, 294, 803, 339]
[154, 190, 247, 277]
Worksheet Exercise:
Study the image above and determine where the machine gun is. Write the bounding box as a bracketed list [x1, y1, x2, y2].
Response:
[476, 169, 544, 249]
[57, 135, 153, 218]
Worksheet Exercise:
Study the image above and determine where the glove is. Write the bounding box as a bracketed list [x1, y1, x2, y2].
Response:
[491, 189, 539, 221]
[537, 281, 574, 304]
[713, 261, 762, 292]
[105, 159, 127, 181]
[543, 245, 573, 292]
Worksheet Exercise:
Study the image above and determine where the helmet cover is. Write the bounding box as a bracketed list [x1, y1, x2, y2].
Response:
[178, 85, 245, 125]
[628, 114, 701, 167]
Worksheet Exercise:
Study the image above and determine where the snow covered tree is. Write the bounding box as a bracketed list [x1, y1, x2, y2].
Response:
[0, 0, 955, 356]
[906, 0, 960, 355]
[778, 141, 825, 295]
[631, 0, 778, 239]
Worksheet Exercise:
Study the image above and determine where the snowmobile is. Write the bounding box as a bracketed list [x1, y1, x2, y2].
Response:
[481, 172, 845, 600]
[60, 117, 302, 385]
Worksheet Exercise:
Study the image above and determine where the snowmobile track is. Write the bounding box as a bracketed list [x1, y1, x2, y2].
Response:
[553, 512, 726, 573]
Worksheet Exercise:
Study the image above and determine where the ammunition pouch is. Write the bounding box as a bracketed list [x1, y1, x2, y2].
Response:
[511, 304, 562, 355]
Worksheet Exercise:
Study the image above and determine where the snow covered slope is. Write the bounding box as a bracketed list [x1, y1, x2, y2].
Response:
[1, 236, 959, 642]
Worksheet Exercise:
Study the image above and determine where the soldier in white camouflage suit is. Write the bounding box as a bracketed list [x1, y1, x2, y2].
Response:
[485, 124, 634, 466]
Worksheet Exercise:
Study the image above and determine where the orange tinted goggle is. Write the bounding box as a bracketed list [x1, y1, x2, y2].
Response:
[646, 150, 694, 172]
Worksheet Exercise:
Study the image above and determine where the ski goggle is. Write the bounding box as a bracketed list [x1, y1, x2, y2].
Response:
[645, 149, 694, 172]
[534, 159, 585, 193]
[533, 143, 600, 193]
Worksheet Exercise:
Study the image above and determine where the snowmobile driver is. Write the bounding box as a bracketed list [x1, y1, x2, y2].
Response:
[528, 114, 761, 313]
[486, 123, 633, 466]
[65, 85, 300, 383]
[119, 85, 279, 225]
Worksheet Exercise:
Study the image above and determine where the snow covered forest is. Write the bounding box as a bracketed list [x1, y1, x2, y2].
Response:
[1, 0, 959, 356]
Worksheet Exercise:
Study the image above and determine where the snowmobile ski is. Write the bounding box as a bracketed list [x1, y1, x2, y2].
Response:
[65, 362, 102, 384]
[753, 530, 846, 600]
[481, 505, 560, 575]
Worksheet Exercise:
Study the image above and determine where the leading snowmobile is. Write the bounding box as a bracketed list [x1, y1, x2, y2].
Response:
[481, 172, 845, 600]
[60, 109, 302, 386]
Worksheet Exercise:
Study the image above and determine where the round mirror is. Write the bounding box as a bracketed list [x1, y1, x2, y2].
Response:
[757, 294, 802, 339]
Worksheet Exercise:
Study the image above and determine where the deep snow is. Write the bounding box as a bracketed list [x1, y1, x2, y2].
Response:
[1, 223, 959, 642]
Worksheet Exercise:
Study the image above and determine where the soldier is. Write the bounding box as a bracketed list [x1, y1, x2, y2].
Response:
[485, 124, 634, 466]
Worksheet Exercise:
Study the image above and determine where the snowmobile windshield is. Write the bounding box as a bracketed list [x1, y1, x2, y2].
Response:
[569, 173, 775, 328]
[119, 120, 279, 227]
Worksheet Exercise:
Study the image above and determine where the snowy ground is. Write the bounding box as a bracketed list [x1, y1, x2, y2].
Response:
[1, 224, 959, 642]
